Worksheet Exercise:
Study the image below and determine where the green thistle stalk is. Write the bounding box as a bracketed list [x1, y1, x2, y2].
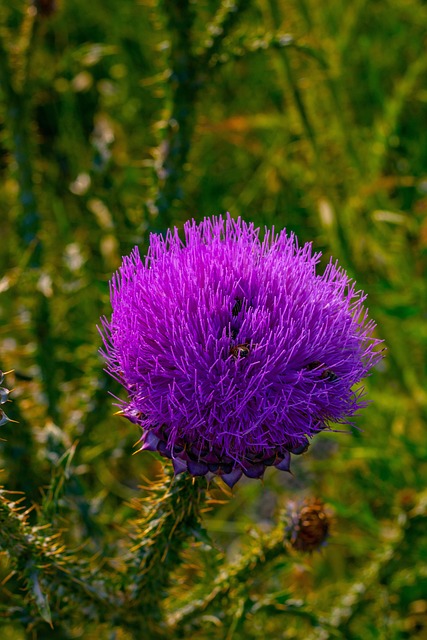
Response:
[152, 0, 198, 228]
[124, 469, 207, 635]
[151, 0, 250, 228]
[170, 498, 334, 636]
[0, 489, 122, 626]
[169, 528, 286, 632]
[307, 493, 427, 640]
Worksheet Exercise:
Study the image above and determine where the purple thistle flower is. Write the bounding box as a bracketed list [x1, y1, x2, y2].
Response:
[100, 214, 383, 487]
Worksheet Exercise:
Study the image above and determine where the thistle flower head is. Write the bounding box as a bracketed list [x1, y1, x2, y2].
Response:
[100, 214, 383, 486]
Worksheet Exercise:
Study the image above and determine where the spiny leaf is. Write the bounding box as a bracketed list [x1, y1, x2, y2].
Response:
[27, 569, 52, 627]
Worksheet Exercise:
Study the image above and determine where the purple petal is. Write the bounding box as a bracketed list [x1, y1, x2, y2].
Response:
[172, 457, 187, 475]
[242, 463, 265, 479]
[290, 439, 310, 455]
[140, 431, 160, 452]
[157, 440, 172, 458]
[221, 469, 242, 487]
[275, 452, 291, 471]
[187, 460, 209, 476]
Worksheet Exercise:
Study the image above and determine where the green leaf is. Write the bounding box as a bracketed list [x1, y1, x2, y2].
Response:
[28, 571, 52, 627]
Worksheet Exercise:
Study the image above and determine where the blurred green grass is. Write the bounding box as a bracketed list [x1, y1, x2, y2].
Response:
[0, 0, 426, 638]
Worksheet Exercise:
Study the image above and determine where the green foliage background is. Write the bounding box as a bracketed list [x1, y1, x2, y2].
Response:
[0, 1, 426, 638]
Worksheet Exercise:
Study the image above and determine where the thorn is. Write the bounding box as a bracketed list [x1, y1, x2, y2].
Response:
[132, 447, 144, 456]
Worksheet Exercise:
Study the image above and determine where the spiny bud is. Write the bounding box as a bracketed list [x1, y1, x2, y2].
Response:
[286, 497, 331, 553]
[0, 370, 14, 427]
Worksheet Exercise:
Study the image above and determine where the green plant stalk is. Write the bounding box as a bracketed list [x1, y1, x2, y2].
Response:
[307, 494, 427, 640]
[152, 0, 198, 229]
[264, 0, 359, 268]
[153, 0, 249, 229]
[39, 444, 77, 525]
[169, 529, 288, 632]
[124, 469, 206, 633]
[199, 0, 250, 67]
[0, 10, 60, 422]
[247, 595, 344, 639]
[267, 0, 318, 158]
[8, 91, 42, 268]
[0, 7, 41, 267]
[0, 490, 123, 624]
[295, 0, 364, 175]
[369, 53, 427, 180]
[208, 32, 328, 70]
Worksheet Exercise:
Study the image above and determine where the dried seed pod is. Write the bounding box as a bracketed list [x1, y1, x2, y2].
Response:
[287, 498, 331, 552]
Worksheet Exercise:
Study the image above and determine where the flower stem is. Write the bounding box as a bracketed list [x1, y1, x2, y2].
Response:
[0, 5, 41, 266]
[169, 529, 287, 633]
[0, 7, 60, 422]
[151, 0, 198, 230]
[0, 489, 122, 621]
[152, 0, 250, 229]
[125, 469, 207, 635]
[307, 495, 427, 640]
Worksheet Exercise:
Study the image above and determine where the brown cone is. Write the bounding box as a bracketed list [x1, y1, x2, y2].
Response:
[288, 497, 331, 553]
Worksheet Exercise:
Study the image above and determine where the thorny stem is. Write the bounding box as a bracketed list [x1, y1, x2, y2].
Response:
[1, 469, 205, 636]
[0, 470, 208, 635]
[125, 469, 207, 635]
[169, 529, 287, 632]
[0, 490, 123, 616]
[306, 496, 427, 640]
[0, 5, 41, 266]
[152, 0, 198, 229]
[0, 6, 60, 422]
[152, 0, 250, 228]
[199, 0, 249, 68]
